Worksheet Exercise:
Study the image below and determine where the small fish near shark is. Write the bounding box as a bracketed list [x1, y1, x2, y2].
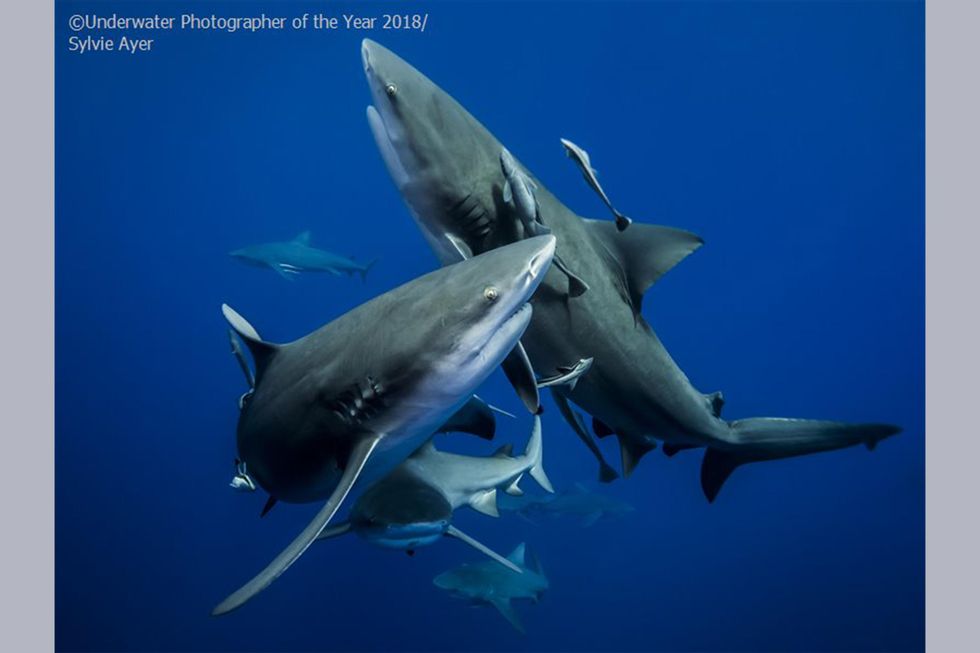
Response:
[229, 230, 378, 281]
[433, 542, 548, 634]
[559, 138, 632, 231]
[316, 414, 553, 572]
[361, 38, 900, 499]
[211, 235, 556, 615]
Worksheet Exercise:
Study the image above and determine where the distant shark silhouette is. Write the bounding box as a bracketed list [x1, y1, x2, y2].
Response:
[317, 414, 552, 571]
[433, 542, 548, 634]
[361, 38, 899, 500]
[211, 236, 555, 615]
[499, 482, 634, 527]
[230, 230, 377, 281]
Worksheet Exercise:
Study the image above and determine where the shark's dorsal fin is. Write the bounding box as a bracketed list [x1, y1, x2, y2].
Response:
[585, 220, 703, 312]
[413, 438, 437, 457]
[292, 230, 312, 246]
[446, 525, 521, 573]
[438, 395, 496, 440]
[506, 542, 526, 566]
[221, 304, 280, 383]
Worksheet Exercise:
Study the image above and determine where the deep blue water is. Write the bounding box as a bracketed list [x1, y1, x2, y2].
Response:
[56, 1, 924, 651]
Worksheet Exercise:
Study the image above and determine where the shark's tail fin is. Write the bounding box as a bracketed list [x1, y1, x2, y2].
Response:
[523, 415, 553, 493]
[359, 258, 379, 282]
[702, 419, 901, 502]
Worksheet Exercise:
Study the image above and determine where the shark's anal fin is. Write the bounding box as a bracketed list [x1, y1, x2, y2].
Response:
[700, 448, 742, 503]
[211, 435, 380, 616]
[551, 391, 619, 483]
[584, 220, 703, 313]
[469, 489, 499, 517]
[446, 525, 521, 573]
[501, 342, 540, 414]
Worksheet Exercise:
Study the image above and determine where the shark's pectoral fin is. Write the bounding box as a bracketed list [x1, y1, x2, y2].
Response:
[211, 435, 380, 616]
[700, 448, 743, 503]
[580, 511, 603, 528]
[469, 489, 500, 517]
[617, 435, 656, 478]
[501, 342, 540, 414]
[446, 525, 522, 573]
[585, 219, 703, 312]
[551, 391, 619, 483]
[491, 598, 526, 634]
[438, 395, 497, 440]
[222, 305, 280, 384]
[314, 521, 352, 542]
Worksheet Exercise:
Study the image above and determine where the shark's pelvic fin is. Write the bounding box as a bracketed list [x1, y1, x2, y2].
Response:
[501, 343, 541, 414]
[551, 391, 619, 483]
[524, 415, 554, 493]
[446, 525, 521, 573]
[260, 496, 278, 518]
[211, 435, 380, 616]
[585, 220, 703, 312]
[438, 395, 497, 440]
[221, 304, 280, 383]
[469, 489, 500, 517]
[591, 416, 615, 439]
[618, 435, 656, 479]
[491, 598, 526, 634]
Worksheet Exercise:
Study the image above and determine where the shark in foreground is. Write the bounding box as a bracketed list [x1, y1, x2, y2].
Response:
[211, 235, 556, 615]
[433, 543, 548, 634]
[230, 230, 377, 281]
[316, 414, 553, 571]
[361, 38, 900, 499]
[499, 482, 635, 528]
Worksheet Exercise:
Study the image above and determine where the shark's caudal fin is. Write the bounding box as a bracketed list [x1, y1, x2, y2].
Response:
[523, 415, 554, 493]
[585, 220, 703, 314]
[211, 436, 380, 616]
[701, 419, 901, 502]
[358, 259, 379, 282]
[221, 304, 280, 383]
[551, 391, 619, 483]
[446, 526, 521, 573]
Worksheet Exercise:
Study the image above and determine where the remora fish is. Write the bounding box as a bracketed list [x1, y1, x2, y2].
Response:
[211, 235, 555, 615]
[230, 230, 377, 281]
[317, 415, 553, 571]
[559, 138, 632, 231]
[501, 148, 590, 297]
[360, 39, 899, 498]
[433, 542, 548, 634]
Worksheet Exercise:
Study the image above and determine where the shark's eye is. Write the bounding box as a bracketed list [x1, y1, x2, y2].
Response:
[483, 286, 499, 302]
[385, 83, 397, 97]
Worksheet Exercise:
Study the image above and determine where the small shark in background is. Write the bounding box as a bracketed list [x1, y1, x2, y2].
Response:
[317, 414, 552, 571]
[433, 542, 548, 634]
[499, 483, 635, 527]
[230, 230, 378, 281]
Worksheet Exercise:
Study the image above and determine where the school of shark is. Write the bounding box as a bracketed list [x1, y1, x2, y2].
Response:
[211, 39, 900, 632]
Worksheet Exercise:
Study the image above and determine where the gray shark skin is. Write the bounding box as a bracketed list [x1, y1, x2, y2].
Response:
[360, 39, 900, 499]
[211, 235, 556, 615]
[317, 415, 552, 571]
[230, 230, 377, 281]
[500, 482, 635, 528]
[433, 542, 548, 634]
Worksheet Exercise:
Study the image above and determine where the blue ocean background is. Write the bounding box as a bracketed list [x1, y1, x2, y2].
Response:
[55, 1, 924, 651]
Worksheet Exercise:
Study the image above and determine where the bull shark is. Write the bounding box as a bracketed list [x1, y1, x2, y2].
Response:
[500, 482, 635, 527]
[316, 414, 552, 572]
[433, 542, 548, 634]
[211, 235, 556, 615]
[360, 39, 900, 500]
[229, 230, 377, 281]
